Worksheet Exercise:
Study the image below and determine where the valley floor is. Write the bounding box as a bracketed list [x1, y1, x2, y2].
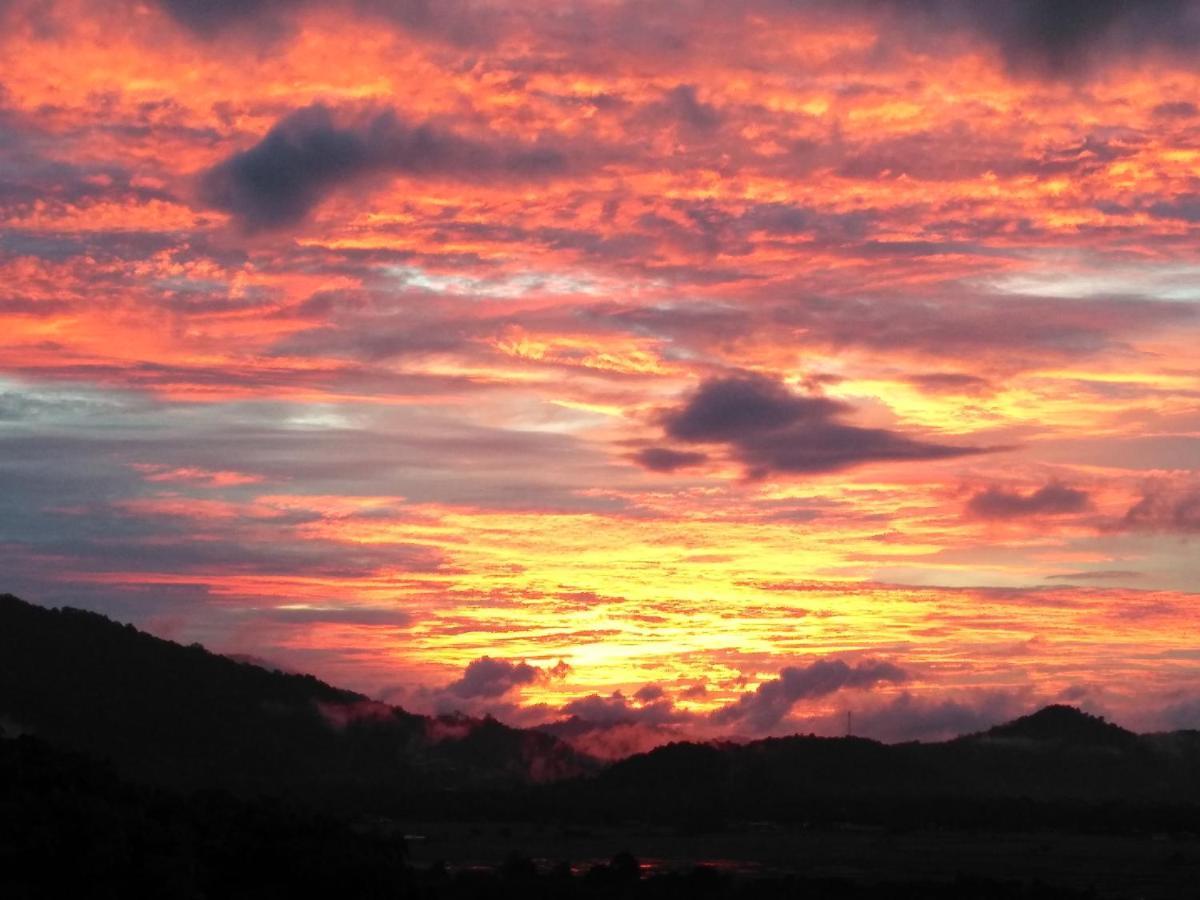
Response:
[400, 821, 1200, 900]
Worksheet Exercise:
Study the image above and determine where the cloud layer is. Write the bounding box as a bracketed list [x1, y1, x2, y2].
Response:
[0, 0, 1198, 745]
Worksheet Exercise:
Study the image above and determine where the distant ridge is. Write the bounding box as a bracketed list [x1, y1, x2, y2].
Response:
[7, 591, 1200, 831]
[976, 704, 1136, 747]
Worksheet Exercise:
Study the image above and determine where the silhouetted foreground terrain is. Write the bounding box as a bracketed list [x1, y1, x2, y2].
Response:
[0, 593, 588, 802]
[537, 707, 1200, 832]
[5, 593, 1200, 897]
[3, 731, 1122, 899]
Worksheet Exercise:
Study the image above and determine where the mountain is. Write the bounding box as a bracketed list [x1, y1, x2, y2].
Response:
[8, 590, 1200, 834]
[539, 711, 1200, 831]
[974, 704, 1137, 748]
[0, 593, 590, 803]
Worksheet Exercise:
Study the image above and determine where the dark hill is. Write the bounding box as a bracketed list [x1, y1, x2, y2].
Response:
[974, 704, 1137, 748]
[0, 593, 589, 803]
[547, 711, 1200, 831]
[8, 591, 1200, 833]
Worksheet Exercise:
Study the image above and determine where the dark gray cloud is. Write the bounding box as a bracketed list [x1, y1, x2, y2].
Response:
[863, 0, 1200, 76]
[634, 683, 666, 702]
[444, 656, 543, 699]
[663, 374, 847, 444]
[1152, 100, 1200, 118]
[200, 104, 569, 231]
[661, 84, 721, 132]
[711, 658, 908, 732]
[966, 483, 1092, 519]
[155, 0, 298, 38]
[155, 0, 492, 44]
[655, 373, 994, 479]
[1148, 195, 1200, 222]
[1118, 482, 1200, 533]
[560, 690, 681, 726]
[631, 446, 707, 473]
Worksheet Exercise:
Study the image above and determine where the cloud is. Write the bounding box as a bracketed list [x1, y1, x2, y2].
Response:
[711, 658, 908, 732]
[1152, 100, 1200, 118]
[634, 683, 666, 702]
[155, 0, 295, 38]
[663, 374, 846, 444]
[660, 84, 721, 132]
[966, 483, 1092, 519]
[560, 690, 681, 727]
[655, 373, 995, 479]
[199, 104, 569, 231]
[601, 295, 1194, 374]
[1044, 570, 1144, 582]
[867, 0, 1200, 77]
[155, 0, 493, 44]
[1148, 195, 1200, 223]
[539, 718, 682, 760]
[835, 689, 1029, 743]
[532, 683, 693, 758]
[1118, 482, 1200, 533]
[1160, 695, 1200, 730]
[631, 447, 707, 472]
[444, 656, 551, 699]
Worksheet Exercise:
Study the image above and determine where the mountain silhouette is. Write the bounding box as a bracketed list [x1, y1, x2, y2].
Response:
[973, 704, 1137, 748]
[0, 593, 590, 802]
[7, 591, 1200, 833]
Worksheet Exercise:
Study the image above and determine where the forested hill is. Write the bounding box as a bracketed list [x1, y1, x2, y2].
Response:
[7, 591, 1200, 832]
[0, 593, 589, 802]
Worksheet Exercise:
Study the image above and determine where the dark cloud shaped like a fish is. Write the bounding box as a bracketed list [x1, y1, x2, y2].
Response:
[966, 483, 1092, 519]
[200, 104, 568, 231]
[711, 658, 908, 732]
[644, 373, 995, 479]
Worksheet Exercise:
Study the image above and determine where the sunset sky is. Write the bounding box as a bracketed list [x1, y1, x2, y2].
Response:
[3, 0, 1200, 750]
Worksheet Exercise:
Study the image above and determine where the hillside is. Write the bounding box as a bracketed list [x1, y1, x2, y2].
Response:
[543, 704, 1200, 830]
[0, 593, 589, 803]
[7, 591, 1200, 833]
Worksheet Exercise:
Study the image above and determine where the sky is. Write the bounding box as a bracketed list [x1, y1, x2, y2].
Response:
[2, 0, 1200, 751]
